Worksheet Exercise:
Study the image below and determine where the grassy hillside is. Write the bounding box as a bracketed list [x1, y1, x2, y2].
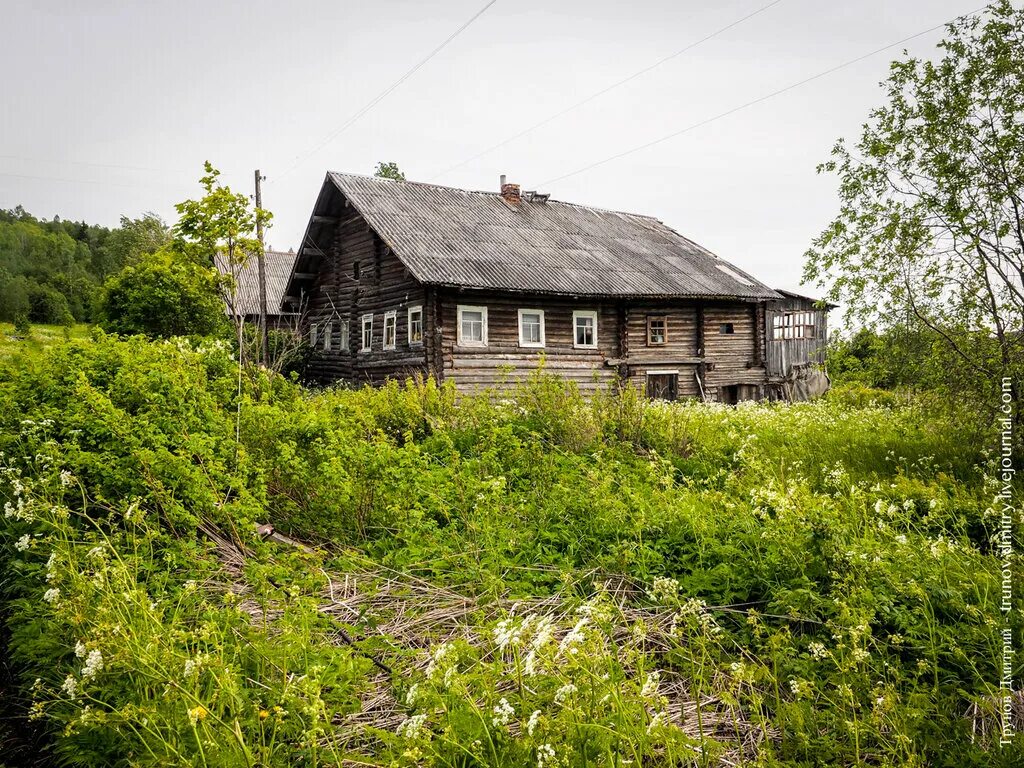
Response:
[0, 322, 91, 363]
[0, 333, 1019, 767]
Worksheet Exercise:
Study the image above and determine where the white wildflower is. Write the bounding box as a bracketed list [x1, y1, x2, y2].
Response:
[15, 534, 30, 551]
[808, 642, 827, 660]
[646, 711, 666, 734]
[405, 684, 419, 706]
[647, 576, 680, 604]
[558, 617, 588, 656]
[61, 674, 78, 699]
[537, 743, 556, 768]
[493, 617, 522, 651]
[86, 546, 105, 559]
[59, 470, 74, 487]
[527, 709, 542, 736]
[553, 683, 577, 706]
[75, 640, 87, 658]
[396, 712, 429, 739]
[640, 671, 660, 700]
[82, 649, 103, 678]
[491, 697, 514, 728]
[42, 588, 59, 603]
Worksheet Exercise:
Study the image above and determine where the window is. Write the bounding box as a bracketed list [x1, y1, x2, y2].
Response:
[647, 315, 668, 345]
[457, 305, 488, 346]
[571, 310, 598, 349]
[309, 322, 318, 347]
[517, 308, 545, 347]
[383, 311, 397, 350]
[361, 314, 373, 351]
[772, 311, 816, 340]
[646, 371, 679, 401]
[339, 320, 350, 352]
[719, 323, 735, 335]
[408, 305, 423, 345]
[322, 320, 333, 350]
[353, 261, 361, 280]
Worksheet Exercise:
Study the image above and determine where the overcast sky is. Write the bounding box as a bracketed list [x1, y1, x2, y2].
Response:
[0, 0, 982, 295]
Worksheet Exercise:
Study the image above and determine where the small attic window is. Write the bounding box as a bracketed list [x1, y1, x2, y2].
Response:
[714, 263, 754, 286]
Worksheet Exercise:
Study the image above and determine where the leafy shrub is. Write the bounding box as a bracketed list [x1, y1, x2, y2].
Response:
[0, 336, 1020, 766]
[98, 249, 225, 338]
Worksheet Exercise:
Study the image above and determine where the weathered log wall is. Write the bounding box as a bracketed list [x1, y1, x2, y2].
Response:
[305, 216, 427, 385]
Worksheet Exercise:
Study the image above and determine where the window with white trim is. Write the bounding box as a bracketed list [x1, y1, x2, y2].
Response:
[408, 305, 423, 345]
[322, 320, 333, 350]
[383, 310, 397, 350]
[772, 311, 816, 340]
[457, 305, 488, 346]
[572, 310, 598, 348]
[360, 314, 373, 351]
[339, 320, 350, 351]
[517, 308, 545, 347]
[309, 322, 318, 347]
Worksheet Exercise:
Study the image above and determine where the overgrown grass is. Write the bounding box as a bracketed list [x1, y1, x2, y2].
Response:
[0, 322, 91, 362]
[0, 333, 1020, 767]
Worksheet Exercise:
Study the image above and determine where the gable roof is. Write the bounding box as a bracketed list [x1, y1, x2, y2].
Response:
[215, 249, 298, 317]
[286, 172, 781, 302]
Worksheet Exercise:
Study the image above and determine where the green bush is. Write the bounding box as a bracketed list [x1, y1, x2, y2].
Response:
[0, 338, 1020, 766]
[98, 249, 225, 338]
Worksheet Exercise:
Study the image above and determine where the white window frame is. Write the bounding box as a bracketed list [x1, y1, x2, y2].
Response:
[360, 313, 373, 352]
[339, 320, 350, 352]
[572, 310, 598, 349]
[383, 310, 397, 350]
[407, 305, 423, 346]
[309, 321, 318, 348]
[457, 305, 488, 347]
[517, 308, 546, 348]
[322, 319, 333, 351]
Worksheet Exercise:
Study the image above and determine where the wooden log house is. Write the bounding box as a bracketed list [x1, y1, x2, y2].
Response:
[282, 173, 829, 401]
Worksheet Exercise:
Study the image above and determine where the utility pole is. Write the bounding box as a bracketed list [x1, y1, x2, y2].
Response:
[254, 169, 269, 366]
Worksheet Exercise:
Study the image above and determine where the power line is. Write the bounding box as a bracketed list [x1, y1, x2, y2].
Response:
[0, 170, 192, 191]
[276, 0, 500, 182]
[0, 154, 194, 177]
[429, 0, 785, 181]
[539, 5, 989, 188]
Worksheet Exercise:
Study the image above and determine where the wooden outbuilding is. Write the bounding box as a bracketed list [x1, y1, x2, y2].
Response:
[283, 173, 829, 402]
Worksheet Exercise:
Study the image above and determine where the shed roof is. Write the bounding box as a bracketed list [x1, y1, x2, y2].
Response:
[287, 173, 781, 302]
[215, 249, 297, 317]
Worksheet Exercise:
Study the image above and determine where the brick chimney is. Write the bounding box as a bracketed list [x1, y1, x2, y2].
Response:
[499, 174, 521, 205]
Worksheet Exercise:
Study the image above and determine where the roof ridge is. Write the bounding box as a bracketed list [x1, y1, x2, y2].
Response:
[327, 170, 662, 222]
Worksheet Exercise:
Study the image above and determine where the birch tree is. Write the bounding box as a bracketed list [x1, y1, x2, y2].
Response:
[805, 1, 1024, 444]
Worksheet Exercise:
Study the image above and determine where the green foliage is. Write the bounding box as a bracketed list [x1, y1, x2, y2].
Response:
[0, 207, 170, 324]
[374, 161, 406, 181]
[98, 250, 225, 338]
[13, 312, 30, 336]
[805, 1, 1024, 454]
[0, 338, 1020, 766]
[172, 163, 270, 270]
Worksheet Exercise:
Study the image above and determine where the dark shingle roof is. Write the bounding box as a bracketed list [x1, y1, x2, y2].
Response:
[215, 250, 297, 317]
[290, 173, 781, 301]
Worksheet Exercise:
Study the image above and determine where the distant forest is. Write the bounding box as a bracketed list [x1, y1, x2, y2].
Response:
[0, 206, 168, 324]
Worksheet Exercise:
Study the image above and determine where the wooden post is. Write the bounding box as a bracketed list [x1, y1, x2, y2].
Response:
[254, 169, 269, 366]
[695, 302, 707, 400]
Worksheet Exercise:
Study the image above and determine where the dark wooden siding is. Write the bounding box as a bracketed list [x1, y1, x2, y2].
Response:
[622, 303, 701, 398]
[438, 291, 619, 393]
[765, 297, 828, 378]
[305, 216, 428, 385]
[703, 303, 765, 393]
